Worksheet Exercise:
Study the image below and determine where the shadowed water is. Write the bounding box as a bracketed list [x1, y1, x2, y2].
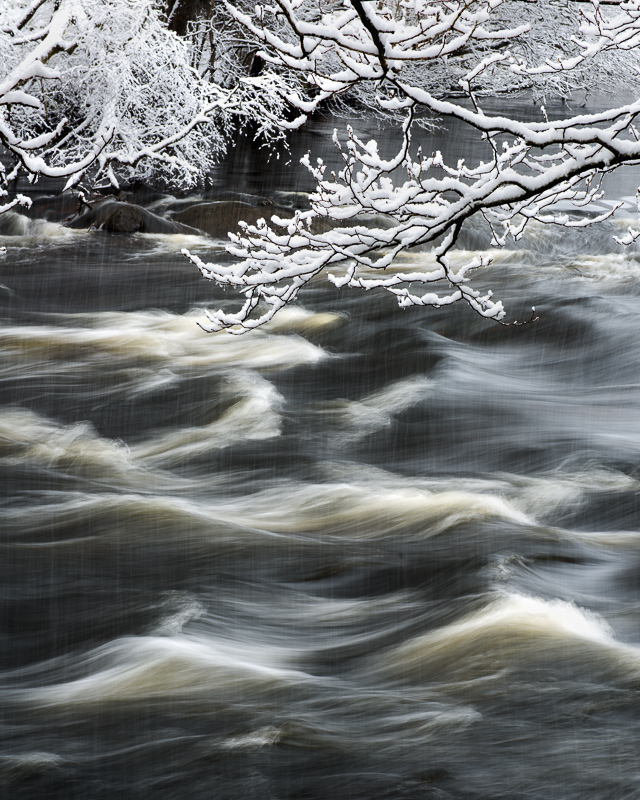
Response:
[2, 111, 640, 800]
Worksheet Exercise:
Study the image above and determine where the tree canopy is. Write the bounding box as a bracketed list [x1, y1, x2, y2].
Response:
[0, 0, 291, 206]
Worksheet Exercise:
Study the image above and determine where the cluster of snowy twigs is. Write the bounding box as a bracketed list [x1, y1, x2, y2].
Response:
[184, 0, 640, 331]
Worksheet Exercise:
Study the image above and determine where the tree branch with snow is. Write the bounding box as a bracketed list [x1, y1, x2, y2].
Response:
[185, 0, 640, 331]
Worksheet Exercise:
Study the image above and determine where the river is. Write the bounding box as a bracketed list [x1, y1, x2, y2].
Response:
[1, 109, 640, 799]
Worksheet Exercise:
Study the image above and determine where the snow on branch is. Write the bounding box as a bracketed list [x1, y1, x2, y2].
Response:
[185, 0, 640, 331]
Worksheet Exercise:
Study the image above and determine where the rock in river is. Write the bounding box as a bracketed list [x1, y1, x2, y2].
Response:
[171, 200, 337, 238]
[170, 201, 284, 239]
[65, 198, 201, 235]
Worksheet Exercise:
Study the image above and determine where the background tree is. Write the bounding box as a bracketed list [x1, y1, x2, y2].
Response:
[0, 0, 293, 212]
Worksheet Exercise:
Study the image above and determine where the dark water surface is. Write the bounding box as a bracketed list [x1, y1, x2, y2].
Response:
[2, 112, 640, 799]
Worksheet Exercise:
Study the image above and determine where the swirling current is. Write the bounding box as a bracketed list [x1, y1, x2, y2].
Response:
[2, 114, 640, 800]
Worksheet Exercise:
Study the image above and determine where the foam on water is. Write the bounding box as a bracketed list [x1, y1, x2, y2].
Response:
[8, 479, 528, 545]
[2, 492, 266, 551]
[261, 306, 344, 335]
[0, 406, 232, 496]
[318, 376, 434, 444]
[0, 212, 88, 243]
[557, 251, 640, 283]
[137, 231, 223, 253]
[4, 472, 538, 553]
[366, 217, 640, 289]
[219, 726, 284, 750]
[327, 245, 528, 285]
[5, 396, 633, 554]
[0, 752, 65, 779]
[318, 462, 640, 536]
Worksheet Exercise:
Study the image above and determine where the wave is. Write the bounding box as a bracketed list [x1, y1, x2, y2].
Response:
[184, 482, 533, 539]
[2, 492, 251, 548]
[0, 407, 136, 477]
[319, 462, 639, 527]
[378, 593, 640, 688]
[132, 372, 283, 465]
[2, 480, 528, 551]
[0, 308, 329, 373]
[20, 634, 311, 707]
[0, 370, 283, 475]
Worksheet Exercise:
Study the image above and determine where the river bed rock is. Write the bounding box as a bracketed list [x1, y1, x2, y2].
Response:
[171, 200, 338, 239]
[65, 198, 201, 235]
[170, 201, 286, 238]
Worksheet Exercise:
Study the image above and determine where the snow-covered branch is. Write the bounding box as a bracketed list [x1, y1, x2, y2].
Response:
[185, 0, 640, 331]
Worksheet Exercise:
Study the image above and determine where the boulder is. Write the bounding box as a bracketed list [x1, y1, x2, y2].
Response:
[65, 198, 201, 235]
[171, 200, 336, 238]
[170, 201, 280, 239]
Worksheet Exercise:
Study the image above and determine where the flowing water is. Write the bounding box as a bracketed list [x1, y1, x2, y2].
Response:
[2, 110, 640, 799]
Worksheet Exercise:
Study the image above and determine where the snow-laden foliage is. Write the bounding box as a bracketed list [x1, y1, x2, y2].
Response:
[0, 0, 293, 208]
[184, 0, 640, 331]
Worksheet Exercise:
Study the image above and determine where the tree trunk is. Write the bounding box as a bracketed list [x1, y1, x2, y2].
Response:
[165, 0, 210, 36]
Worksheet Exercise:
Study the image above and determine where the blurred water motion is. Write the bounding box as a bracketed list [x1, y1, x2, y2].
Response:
[2, 114, 640, 800]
